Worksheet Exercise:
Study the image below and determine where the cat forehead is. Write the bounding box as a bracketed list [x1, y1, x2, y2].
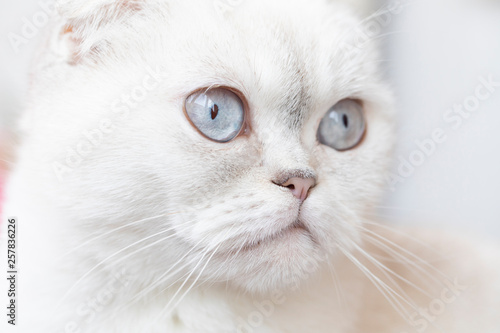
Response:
[156, 0, 370, 108]
[166, 0, 363, 71]
[93, 0, 379, 132]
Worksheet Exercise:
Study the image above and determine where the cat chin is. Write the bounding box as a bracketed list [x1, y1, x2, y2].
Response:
[216, 228, 324, 294]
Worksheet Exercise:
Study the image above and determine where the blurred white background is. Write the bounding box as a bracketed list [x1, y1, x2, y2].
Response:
[380, 0, 500, 240]
[0, 0, 499, 239]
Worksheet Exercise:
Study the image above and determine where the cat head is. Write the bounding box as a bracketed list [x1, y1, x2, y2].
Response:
[24, 0, 394, 293]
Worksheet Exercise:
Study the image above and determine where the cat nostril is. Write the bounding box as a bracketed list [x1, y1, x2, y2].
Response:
[275, 177, 316, 202]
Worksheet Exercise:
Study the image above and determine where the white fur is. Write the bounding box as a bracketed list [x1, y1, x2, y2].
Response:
[1, 0, 499, 332]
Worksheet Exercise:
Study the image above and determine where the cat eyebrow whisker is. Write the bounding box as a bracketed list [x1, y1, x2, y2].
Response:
[354, 30, 407, 50]
[355, 0, 416, 30]
[333, 0, 416, 60]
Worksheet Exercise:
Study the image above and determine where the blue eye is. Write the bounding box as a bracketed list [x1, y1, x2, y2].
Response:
[185, 88, 245, 142]
[317, 99, 366, 151]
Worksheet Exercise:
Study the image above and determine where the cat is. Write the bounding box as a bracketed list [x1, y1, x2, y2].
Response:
[1, 0, 499, 332]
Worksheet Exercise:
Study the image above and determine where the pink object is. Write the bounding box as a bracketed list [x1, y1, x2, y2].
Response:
[282, 177, 316, 202]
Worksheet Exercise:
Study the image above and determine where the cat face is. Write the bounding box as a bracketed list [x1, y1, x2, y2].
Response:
[29, 0, 394, 293]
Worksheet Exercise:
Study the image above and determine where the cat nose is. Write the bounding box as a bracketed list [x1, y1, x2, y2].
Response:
[273, 172, 316, 202]
[282, 177, 315, 201]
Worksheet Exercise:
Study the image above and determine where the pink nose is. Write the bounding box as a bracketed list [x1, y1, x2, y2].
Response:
[281, 177, 315, 201]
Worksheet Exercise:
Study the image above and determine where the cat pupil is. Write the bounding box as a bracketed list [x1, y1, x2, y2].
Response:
[211, 104, 219, 120]
[342, 114, 349, 128]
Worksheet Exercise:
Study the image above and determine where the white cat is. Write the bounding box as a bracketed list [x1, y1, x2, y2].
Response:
[1, 0, 499, 332]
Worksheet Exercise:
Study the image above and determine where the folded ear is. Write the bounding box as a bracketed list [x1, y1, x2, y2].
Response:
[55, 0, 145, 65]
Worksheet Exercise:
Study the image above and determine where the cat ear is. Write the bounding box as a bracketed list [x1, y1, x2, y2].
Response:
[55, 0, 145, 65]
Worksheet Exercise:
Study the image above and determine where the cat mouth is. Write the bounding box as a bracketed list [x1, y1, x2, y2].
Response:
[239, 220, 310, 252]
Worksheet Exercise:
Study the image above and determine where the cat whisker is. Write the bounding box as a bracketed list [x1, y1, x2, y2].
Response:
[362, 220, 451, 263]
[362, 210, 404, 220]
[120, 233, 214, 312]
[167, 225, 236, 291]
[56, 213, 168, 260]
[0, 158, 15, 166]
[199, 233, 249, 286]
[333, 0, 417, 61]
[358, 0, 416, 26]
[168, 235, 228, 311]
[359, 223, 454, 291]
[362, 232, 444, 286]
[327, 263, 346, 308]
[350, 240, 434, 300]
[374, 204, 435, 212]
[335, 200, 449, 317]
[339, 246, 412, 322]
[342, 244, 449, 333]
[207, 232, 254, 286]
[355, 29, 409, 49]
[141, 227, 234, 333]
[54, 217, 198, 311]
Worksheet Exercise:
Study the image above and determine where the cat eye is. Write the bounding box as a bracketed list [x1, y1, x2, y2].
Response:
[317, 99, 366, 151]
[185, 88, 245, 142]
